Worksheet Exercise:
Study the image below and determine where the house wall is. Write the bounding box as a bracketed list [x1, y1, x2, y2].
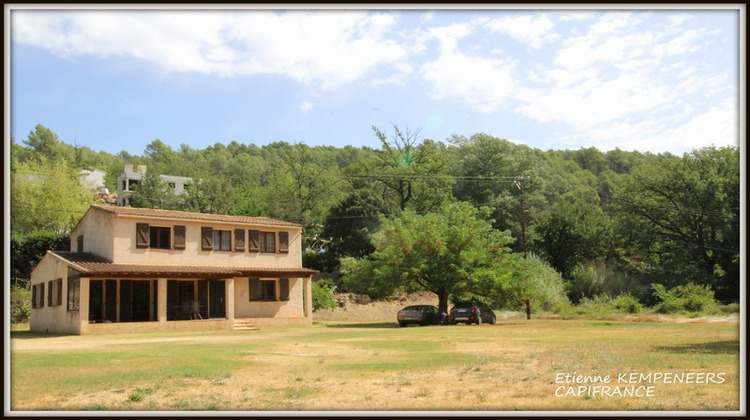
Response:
[70, 208, 115, 259]
[29, 255, 81, 335]
[109, 216, 303, 268]
[233, 277, 306, 318]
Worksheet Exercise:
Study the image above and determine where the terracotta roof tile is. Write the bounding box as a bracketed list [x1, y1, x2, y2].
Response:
[50, 251, 317, 279]
[89, 204, 301, 228]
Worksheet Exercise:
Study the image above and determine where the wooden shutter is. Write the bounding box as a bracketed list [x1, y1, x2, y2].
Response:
[136, 223, 150, 248]
[56, 278, 63, 306]
[279, 232, 289, 253]
[249, 230, 260, 252]
[201, 227, 214, 250]
[249, 278, 260, 301]
[173, 225, 186, 250]
[39, 283, 45, 308]
[279, 278, 290, 301]
[48, 281, 53, 306]
[234, 229, 246, 252]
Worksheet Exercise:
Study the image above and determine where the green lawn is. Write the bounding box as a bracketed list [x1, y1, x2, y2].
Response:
[9, 319, 741, 412]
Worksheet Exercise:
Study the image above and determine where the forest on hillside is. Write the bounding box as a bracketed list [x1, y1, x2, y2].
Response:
[10, 124, 741, 308]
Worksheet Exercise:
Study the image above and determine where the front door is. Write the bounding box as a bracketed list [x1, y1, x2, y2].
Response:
[208, 280, 226, 318]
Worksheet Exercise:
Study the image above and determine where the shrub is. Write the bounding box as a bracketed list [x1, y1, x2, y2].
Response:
[312, 279, 338, 311]
[577, 294, 614, 315]
[612, 293, 643, 314]
[521, 255, 570, 312]
[11, 286, 31, 324]
[651, 283, 718, 314]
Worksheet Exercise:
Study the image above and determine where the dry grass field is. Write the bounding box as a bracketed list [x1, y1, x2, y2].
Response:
[9, 309, 740, 413]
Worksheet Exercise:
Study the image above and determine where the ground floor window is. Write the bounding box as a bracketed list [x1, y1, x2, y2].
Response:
[166, 279, 226, 320]
[67, 277, 80, 311]
[249, 277, 290, 301]
[88, 279, 157, 323]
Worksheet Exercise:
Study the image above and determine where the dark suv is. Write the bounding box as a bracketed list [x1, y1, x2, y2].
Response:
[449, 301, 496, 325]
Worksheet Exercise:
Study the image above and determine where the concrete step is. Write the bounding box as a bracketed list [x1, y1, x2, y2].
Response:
[233, 319, 259, 331]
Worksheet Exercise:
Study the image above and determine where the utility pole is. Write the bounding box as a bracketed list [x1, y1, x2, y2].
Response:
[515, 179, 528, 259]
[515, 178, 530, 320]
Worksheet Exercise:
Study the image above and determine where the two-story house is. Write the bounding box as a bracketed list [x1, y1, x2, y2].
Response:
[29, 205, 317, 334]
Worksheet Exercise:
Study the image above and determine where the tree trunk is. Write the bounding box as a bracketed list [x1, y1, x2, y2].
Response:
[436, 287, 449, 313]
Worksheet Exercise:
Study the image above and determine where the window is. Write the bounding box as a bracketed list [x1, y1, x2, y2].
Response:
[67, 278, 80, 311]
[77, 235, 84, 252]
[32, 283, 45, 309]
[213, 230, 232, 251]
[150, 226, 171, 249]
[261, 232, 276, 253]
[136, 223, 172, 249]
[249, 278, 277, 301]
[46, 278, 63, 307]
[249, 231, 277, 253]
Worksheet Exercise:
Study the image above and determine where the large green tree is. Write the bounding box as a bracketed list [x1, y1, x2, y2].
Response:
[341, 202, 523, 312]
[613, 146, 740, 302]
[11, 158, 93, 235]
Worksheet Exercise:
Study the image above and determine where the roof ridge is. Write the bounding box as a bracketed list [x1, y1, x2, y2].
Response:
[89, 204, 301, 227]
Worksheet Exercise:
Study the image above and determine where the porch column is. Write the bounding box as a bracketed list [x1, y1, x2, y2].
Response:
[226, 278, 235, 321]
[78, 277, 90, 333]
[157, 278, 168, 324]
[303, 276, 312, 318]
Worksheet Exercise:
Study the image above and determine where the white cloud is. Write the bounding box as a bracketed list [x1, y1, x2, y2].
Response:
[421, 51, 515, 113]
[513, 11, 735, 151]
[12, 10, 410, 90]
[418, 19, 516, 113]
[486, 14, 558, 49]
[300, 101, 313, 113]
[586, 97, 738, 153]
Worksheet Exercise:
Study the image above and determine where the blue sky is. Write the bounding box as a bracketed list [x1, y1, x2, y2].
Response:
[8, 6, 741, 156]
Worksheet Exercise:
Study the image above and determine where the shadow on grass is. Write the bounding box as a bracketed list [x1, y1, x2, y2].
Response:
[323, 322, 401, 329]
[658, 340, 739, 355]
[10, 331, 73, 339]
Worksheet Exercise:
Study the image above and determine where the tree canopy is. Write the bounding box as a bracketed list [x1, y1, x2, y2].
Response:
[9, 124, 740, 305]
[341, 202, 525, 312]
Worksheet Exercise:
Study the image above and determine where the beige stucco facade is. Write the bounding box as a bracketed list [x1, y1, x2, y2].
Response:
[30, 205, 316, 335]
